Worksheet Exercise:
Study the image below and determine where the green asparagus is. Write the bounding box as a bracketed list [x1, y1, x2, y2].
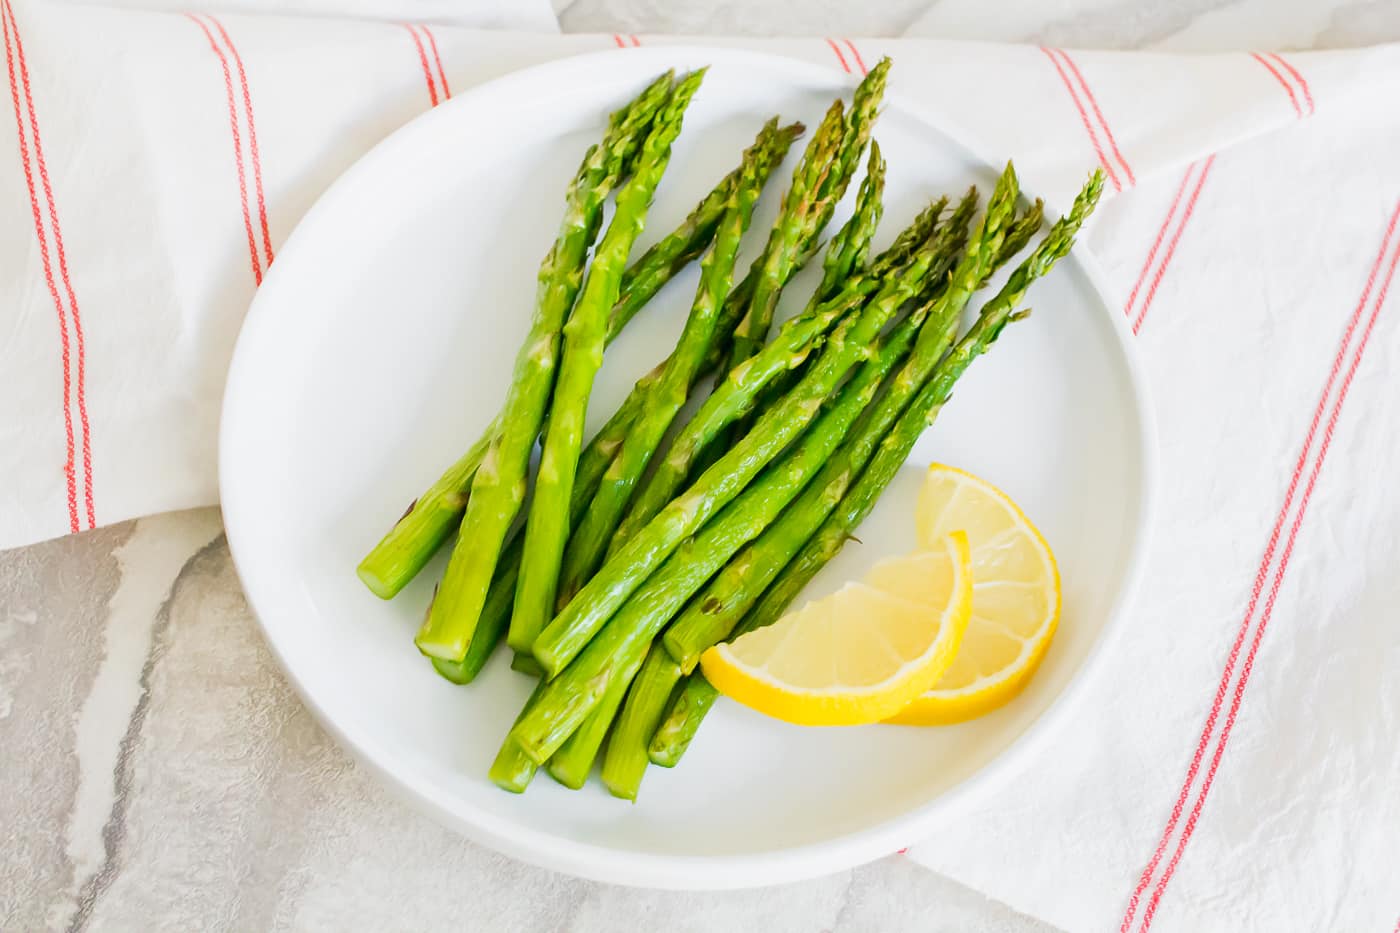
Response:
[429, 371, 637, 684]
[529, 214, 961, 678]
[509, 71, 707, 656]
[815, 142, 886, 303]
[648, 669, 720, 768]
[648, 172, 1105, 767]
[515, 300, 935, 762]
[610, 200, 957, 555]
[546, 640, 651, 789]
[755, 174, 1103, 631]
[660, 173, 1025, 671]
[412, 73, 673, 660]
[489, 680, 549, 794]
[600, 641, 684, 798]
[608, 122, 805, 339]
[358, 84, 782, 602]
[551, 120, 787, 619]
[730, 150, 895, 469]
[722, 59, 890, 379]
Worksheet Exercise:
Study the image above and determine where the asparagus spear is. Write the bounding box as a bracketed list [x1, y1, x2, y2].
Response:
[530, 210, 969, 679]
[713, 61, 890, 454]
[509, 71, 707, 655]
[711, 101, 842, 367]
[722, 59, 890, 380]
[648, 670, 719, 768]
[514, 300, 934, 762]
[684, 169, 932, 493]
[356, 90, 786, 602]
[416, 71, 678, 661]
[699, 233, 824, 377]
[357, 425, 496, 601]
[529, 214, 957, 677]
[370, 72, 668, 637]
[756, 178, 1102, 634]
[610, 200, 954, 554]
[600, 641, 684, 799]
[546, 640, 651, 789]
[489, 680, 548, 794]
[609, 121, 804, 339]
[602, 183, 1001, 781]
[662, 178, 1031, 670]
[539, 260, 779, 771]
[427, 389, 638, 684]
[723, 149, 893, 473]
[432, 318, 736, 681]
[436, 204, 794, 681]
[550, 120, 788, 621]
[649, 172, 1105, 767]
[815, 142, 886, 303]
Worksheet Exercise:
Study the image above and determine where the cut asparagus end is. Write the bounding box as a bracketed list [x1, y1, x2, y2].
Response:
[545, 645, 651, 790]
[647, 676, 720, 769]
[510, 653, 544, 677]
[601, 645, 684, 800]
[489, 740, 539, 794]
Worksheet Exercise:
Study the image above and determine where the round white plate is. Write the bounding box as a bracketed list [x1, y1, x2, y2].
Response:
[220, 46, 1155, 889]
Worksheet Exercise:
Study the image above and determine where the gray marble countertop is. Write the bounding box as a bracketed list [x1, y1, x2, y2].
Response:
[5, 3, 1391, 931]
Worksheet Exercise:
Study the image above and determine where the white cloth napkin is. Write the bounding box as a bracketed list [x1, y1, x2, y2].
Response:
[3, 2, 1398, 928]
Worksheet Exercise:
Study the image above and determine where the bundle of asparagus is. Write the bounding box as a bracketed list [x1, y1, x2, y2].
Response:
[354, 60, 1104, 799]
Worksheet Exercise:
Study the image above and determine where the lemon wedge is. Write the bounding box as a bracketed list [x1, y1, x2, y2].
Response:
[700, 532, 972, 726]
[886, 464, 1061, 725]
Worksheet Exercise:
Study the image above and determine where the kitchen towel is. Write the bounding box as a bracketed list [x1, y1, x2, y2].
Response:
[1, 2, 1397, 928]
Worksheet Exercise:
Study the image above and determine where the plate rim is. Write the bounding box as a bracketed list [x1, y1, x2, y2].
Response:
[218, 43, 1159, 890]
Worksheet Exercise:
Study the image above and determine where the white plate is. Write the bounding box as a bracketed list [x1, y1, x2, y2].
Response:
[220, 46, 1155, 889]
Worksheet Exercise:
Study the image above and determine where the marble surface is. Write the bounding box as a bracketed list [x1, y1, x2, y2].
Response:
[5, 3, 1392, 932]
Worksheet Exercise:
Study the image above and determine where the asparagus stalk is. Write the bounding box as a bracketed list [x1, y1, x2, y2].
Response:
[356, 424, 498, 601]
[438, 199, 790, 681]
[649, 172, 1105, 767]
[815, 142, 886, 303]
[404, 73, 671, 659]
[607, 185, 986, 778]
[428, 534, 519, 684]
[661, 176, 1027, 671]
[609, 122, 804, 339]
[712, 101, 842, 367]
[489, 680, 548, 794]
[530, 212, 968, 678]
[756, 177, 1102, 632]
[429, 284, 725, 682]
[648, 670, 719, 768]
[530, 215, 958, 677]
[509, 72, 706, 655]
[610, 200, 955, 555]
[727, 150, 894, 467]
[722, 59, 890, 378]
[550, 120, 788, 620]
[429, 403, 632, 685]
[600, 641, 684, 799]
[514, 300, 934, 762]
[683, 190, 939, 495]
[546, 640, 651, 789]
[357, 87, 782, 602]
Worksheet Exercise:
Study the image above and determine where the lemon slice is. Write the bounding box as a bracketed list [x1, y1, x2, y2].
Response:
[886, 464, 1061, 725]
[699, 532, 972, 726]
